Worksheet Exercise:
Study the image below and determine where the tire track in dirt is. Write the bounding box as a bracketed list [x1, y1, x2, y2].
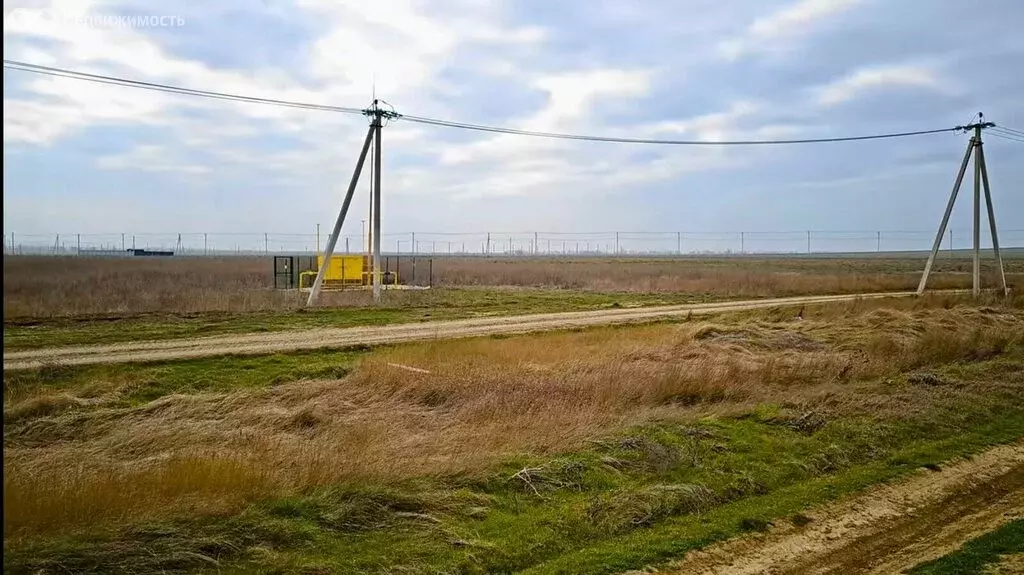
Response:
[641, 441, 1024, 575]
[3, 291, 926, 370]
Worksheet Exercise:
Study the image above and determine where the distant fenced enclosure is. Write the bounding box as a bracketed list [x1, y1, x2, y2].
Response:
[6, 228, 1024, 257]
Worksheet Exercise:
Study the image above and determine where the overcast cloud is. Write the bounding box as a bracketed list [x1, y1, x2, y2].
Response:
[4, 0, 1024, 253]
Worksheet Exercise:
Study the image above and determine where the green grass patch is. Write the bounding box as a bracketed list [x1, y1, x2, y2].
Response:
[907, 520, 1024, 575]
[3, 349, 365, 410]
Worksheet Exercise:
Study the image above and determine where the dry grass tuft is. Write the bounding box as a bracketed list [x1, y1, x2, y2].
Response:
[587, 484, 719, 533]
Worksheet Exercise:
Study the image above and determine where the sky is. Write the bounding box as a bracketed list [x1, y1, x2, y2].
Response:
[3, 0, 1024, 254]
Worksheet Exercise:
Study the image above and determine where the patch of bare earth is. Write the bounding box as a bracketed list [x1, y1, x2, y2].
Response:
[639, 442, 1024, 575]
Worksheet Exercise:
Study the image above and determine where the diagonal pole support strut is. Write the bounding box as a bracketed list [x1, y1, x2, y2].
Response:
[917, 137, 974, 295]
[306, 124, 375, 306]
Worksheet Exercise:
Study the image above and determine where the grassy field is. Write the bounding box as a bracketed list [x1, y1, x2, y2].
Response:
[5, 294, 1023, 573]
[5, 254, 1023, 351]
[5, 254, 1022, 318]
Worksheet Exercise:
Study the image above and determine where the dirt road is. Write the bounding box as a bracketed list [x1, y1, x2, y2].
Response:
[3, 291, 918, 370]
[641, 442, 1024, 575]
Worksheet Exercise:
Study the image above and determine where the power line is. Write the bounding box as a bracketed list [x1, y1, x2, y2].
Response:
[3, 60, 366, 115]
[989, 131, 1024, 144]
[399, 113, 958, 146]
[5, 59, 963, 147]
[992, 125, 1024, 138]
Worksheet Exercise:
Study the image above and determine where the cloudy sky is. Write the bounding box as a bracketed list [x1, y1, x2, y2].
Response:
[4, 0, 1024, 253]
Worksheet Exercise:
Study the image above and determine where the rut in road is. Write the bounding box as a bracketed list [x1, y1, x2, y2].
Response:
[3, 292, 923, 370]
[638, 441, 1024, 575]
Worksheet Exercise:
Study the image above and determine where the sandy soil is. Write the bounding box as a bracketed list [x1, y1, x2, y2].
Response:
[637, 442, 1024, 575]
[2, 291, 918, 370]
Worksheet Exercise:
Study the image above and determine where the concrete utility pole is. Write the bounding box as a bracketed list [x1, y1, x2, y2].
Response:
[372, 111, 383, 301]
[918, 114, 1007, 297]
[978, 140, 1008, 296]
[972, 123, 982, 295]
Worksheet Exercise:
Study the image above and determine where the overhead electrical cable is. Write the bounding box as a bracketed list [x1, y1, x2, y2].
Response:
[0, 59, 980, 146]
[991, 125, 1024, 138]
[989, 132, 1024, 143]
[398, 113, 958, 145]
[3, 60, 365, 115]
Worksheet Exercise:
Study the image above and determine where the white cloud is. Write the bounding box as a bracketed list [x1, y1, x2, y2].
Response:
[720, 0, 865, 60]
[96, 144, 211, 174]
[815, 63, 944, 106]
[649, 100, 762, 141]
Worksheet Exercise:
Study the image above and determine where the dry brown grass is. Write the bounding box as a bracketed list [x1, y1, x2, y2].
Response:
[5, 255, 1021, 318]
[432, 257, 1023, 295]
[5, 297, 1022, 541]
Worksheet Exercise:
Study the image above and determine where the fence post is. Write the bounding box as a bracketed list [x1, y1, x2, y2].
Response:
[429, 257, 433, 288]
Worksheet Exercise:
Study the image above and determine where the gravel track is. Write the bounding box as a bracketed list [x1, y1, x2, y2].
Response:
[3, 291, 920, 370]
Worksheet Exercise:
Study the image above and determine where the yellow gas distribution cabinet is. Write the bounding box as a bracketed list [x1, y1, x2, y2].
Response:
[317, 255, 365, 284]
